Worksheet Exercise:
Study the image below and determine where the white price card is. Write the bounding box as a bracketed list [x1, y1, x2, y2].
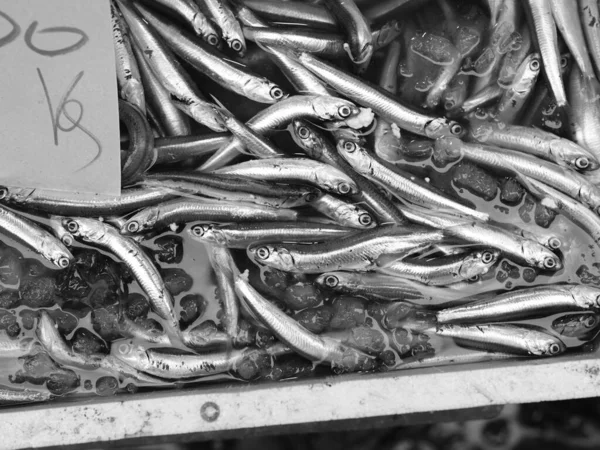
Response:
[0, 0, 121, 196]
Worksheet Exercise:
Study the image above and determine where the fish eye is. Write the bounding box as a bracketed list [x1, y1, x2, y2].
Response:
[474, 109, 487, 119]
[548, 237, 562, 250]
[543, 256, 558, 270]
[297, 126, 310, 139]
[338, 105, 352, 118]
[481, 251, 495, 264]
[325, 275, 339, 287]
[0, 187, 8, 200]
[337, 182, 351, 195]
[549, 343, 561, 355]
[450, 123, 463, 136]
[118, 343, 132, 355]
[529, 58, 540, 71]
[255, 246, 270, 260]
[191, 225, 206, 237]
[560, 56, 568, 68]
[444, 100, 455, 110]
[596, 296, 600, 307]
[66, 220, 79, 233]
[58, 257, 70, 269]
[270, 86, 284, 100]
[468, 275, 480, 282]
[61, 235, 73, 247]
[207, 34, 219, 47]
[304, 192, 319, 203]
[126, 221, 140, 233]
[343, 141, 357, 153]
[231, 40, 244, 53]
[585, 316, 597, 328]
[575, 157, 590, 170]
[358, 213, 373, 226]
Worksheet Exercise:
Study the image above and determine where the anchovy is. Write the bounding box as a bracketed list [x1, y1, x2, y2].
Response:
[497, 23, 532, 87]
[0, 186, 176, 217]
[118, 315, 171, 345]
[235, 271, 375, 371]
[484, 0, 504, 25]
[436, 323, 566, 356]
[154, 134, 228, 164]
[461, 85, 503, 114]
[569, 65, 600, 161]
[495, 53, 540, 124]
[138, 0, 220, 46]
[424, 36, 462, 109]
[136, 4, 285, 104]
[527, 0, 566, 106]
[337, 140, 489, 222]
[311, 194, 374, 229]
[0, 388, 52, 404]
[396, 349, 518, 370]
[438, 285, 600, 324]
[0, 205, 72, 269]
[64, 218, 180, 336]
[122, 198, 299, 234]
[247, 225, 444, 273]
[117, 0, 225, 131]
[0, 335, 38, 359]
[214, 158, 358, 196]
[111, 1, 145, 112]
[552, 313, 600, 340]
[443, 74, 469, 112]
[189, 222, 352, 248]
[580, 0, 600, 78]
[209, 245, 239, 338]
[198, 0, 246, 54]
[243, 0, 337, 29]
[182, 321, 235, 350]
[377, 249, 500, 286]
[297, 52, 465, 139]
[323, 0, 372, 65]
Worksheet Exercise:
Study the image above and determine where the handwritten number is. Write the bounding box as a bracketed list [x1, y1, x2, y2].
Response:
[25, 21, 88, 57]
[0, 10, 20, 48]
[37, 68, 102, 171]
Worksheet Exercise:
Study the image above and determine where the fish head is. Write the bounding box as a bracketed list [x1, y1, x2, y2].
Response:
[336, 140, 372, 175]
[550, 140, 600, 172]
[425, 118, 465, 139]
[289, 120, 326, 159]
[247, 244, 295, 271]
[315, 166, 358, 196]
[315, 272, 346, 290]
[331, 203, 374, 229]
[242, 78, 287, 104]
[310, 96, 361, 124]
[372, 20, 402, 48]
[527, 334, 566, 357]
[121, 207, 159, 235]
[188, 223, 227, 246]
[35, 310, 58, 347]
[432, 136, 463, 166]
[570, 285, 600, 309]
[459, 249, 500, 280]
[63, 217, 109, 244]
[111, 339, 149, 368]
[521, 241, 562, 271]
[578, 185, 600, 215]
[38, 237, 73, 269]
[552, 314, 599, 338]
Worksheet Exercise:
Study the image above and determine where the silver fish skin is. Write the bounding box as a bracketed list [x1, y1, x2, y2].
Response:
[122, 199, 298, 234]
[466, 122, 599, 171]
[138, 0, 220, 46]
[243, 0, 337, 30]
[199, 94, 366, 171]
[377, 249, 500, 286]
[424, 36, 462, 109]
[137, 4, 285, 104]
[550, 0, 595, 78]
[311, 194, 374, 229]
[497, 23, 532, 87]
[63, 218, 180, 336]
[323, 0, 372, 65]
[214, 158, 358, 196]
[112, 339, 251, 378]
[0, 335, 38, 359]
[552, 313, 600, 339]
[243, 26, 346, 58]
[247, 225, 444, 273]
[235, 271, 375, 371]
[36, 311, 103, 370]
[100, 354, 169, 384]
[569, 64, 600, 161]
[528, 177, 600, 244]
[0, 388, 52, 404]
[337, 140, 489, 222]
[132, 41, 191, 137]
[189, 222, 352, 248]
[395, 349, 517, 370]
[111, 2, 145, 112]
[0, 205, 72, 269]
[118, 315, 172, 345]
[495, 52, 541, 124]
[436, 323, 566, 356]
[198, 0, 246, 54]
[580, 0, 600, 78]
[461, 84, 503, 114]
[296, 52, 465, 139]
[399, 206, 562, 270]
[117, 0, 226, 131]
[438, 285, 600, 324]
[485, 0, 504, 25]
[209, 245, 239, 338]
[182, 321, 234, 350]
[154, 134, 228, 164]
[527, 0, 566, 106]
[443, 74, 469, 112]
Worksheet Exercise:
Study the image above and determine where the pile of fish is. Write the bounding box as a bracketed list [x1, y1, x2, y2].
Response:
[2, 0, 600, 404]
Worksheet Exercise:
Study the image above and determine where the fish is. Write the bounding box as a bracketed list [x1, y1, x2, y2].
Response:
[495, 52, 541, 124]
[580, 0, 600, 77]
[242, 0, 337, 30]
[247, 225, 444, 273]
[0, 335, 38, 359]
[424, 36, 462, 109]
[336, 140, 489, 222]
[121, 198, 299, 234]
[214, 158, 359, 196]
[460, 84, 503, 114]
[198, 0, 246, 54]
[310, 194, 374, 229]
[438, 285, 600, 324]
[118, 315, 172, 345]
[235, 271, 376, 372]
[0, 387, 52, 404]
[436, 323, 566, 356]
[182, 321, 236, 350]
[377, 249, 500, 286]
[189, 222, 352, 248]
[63, 218, 181, 337]
[111, 1, 146, 112]
[552, 313, 600, 340]
[154, 134, 228, 164]
[208, 245, 239, 338]
[0, 205, 72, 269]
[117, 0, 226, 131]
[568, 64, 600, 161]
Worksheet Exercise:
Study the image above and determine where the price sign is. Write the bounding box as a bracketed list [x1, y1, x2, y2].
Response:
[0, 0, 121, 196]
